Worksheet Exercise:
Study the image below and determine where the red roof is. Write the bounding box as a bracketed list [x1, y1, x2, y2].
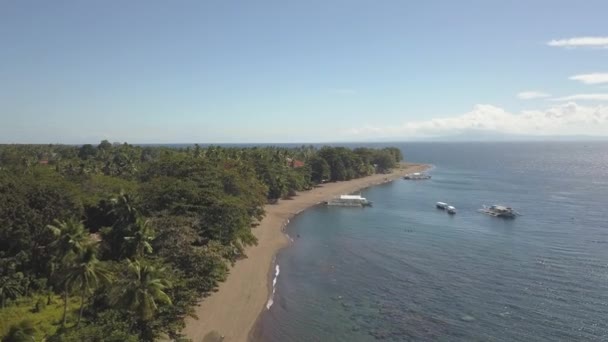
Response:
[292, 160, 305, 168]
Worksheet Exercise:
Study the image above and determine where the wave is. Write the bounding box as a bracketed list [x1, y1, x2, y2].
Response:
[266, 264, 281, 309]
[281, 218, 290, 232]
[285, 233, 294, 243]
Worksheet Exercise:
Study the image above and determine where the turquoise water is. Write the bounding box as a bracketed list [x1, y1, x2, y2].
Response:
[255, 142, 608, 341]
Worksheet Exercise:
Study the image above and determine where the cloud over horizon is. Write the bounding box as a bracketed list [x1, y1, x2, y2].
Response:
[551, 93, 608, 102]
[345, 103, 608, 139]
[569, 73, 608, 85]
[547, 36, 608, 48]
[517, 91, 551, 100]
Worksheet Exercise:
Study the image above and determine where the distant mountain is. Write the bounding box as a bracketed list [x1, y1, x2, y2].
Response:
[418, 132, 608, 142]
[339, 130, 608, 143]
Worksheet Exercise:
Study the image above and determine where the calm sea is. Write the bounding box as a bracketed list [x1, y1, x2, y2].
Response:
[254, 142, 608, 342]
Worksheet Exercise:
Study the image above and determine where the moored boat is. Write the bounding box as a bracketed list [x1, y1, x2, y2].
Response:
[478, 205, 519, 218]
[403, 172, 431, 180]
[436, 202, 448, 209]
[446, 206, 456, 214]
[326, 194, 372, 207]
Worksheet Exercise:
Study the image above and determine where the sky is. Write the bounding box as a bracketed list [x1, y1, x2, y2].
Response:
[1, 0, 607, 143]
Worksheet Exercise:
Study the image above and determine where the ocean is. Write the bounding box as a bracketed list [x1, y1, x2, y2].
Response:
[254, 142, 608, 342]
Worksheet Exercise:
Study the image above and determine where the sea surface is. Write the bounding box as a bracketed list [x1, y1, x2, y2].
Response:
[254, 142, 608, 342]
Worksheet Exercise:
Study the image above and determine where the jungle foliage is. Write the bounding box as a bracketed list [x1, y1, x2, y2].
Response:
[0, 142, 402, 341]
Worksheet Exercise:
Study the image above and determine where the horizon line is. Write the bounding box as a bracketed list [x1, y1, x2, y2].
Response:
[1, 138, 608, 146]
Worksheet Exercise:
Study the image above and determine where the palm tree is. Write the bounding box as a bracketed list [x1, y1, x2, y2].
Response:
[47, 218, 88, 328]
[0, 276, 22, 309]
[110, 192, 138, 226]
[110, 260, 172, 322]
[123, 216, 154, 258]
[1, 320, 36, 342]
[104, 192, 139, 258]
[62, 244, 112, 327]
[47, 218, 87, 262]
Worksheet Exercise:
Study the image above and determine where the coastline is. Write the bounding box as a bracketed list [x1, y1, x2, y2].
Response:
[182, 163, 430, 342]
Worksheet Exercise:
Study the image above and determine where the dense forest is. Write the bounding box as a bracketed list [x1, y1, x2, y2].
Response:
[0, 142, 402, 341]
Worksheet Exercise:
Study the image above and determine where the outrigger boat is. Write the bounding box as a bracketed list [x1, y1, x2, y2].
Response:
[326, 194, 373, 207]
[436, 202, 448, 209]
[478, 205, 520, 218]
[446, 206, 456, 215]
[436, 202, 456, 214]
[403, 172, 431, 180]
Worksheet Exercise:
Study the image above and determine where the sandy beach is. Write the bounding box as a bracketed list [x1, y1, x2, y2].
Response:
[182, 163, 430, 342]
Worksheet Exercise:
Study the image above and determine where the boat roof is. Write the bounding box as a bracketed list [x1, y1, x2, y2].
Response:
[491, 205, 511, 210]
[436, 202, 448, 205]
[340, 195, 365, 200]
[447, 206, 456, 209]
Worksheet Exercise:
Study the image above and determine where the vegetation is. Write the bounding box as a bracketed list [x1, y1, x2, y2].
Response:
[0, 142, 402, 341]
[0, 294, 79, 341]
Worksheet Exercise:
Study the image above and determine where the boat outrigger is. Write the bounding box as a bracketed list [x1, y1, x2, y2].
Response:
[478, 205, 520, 218]
[326, 194, 373, 207]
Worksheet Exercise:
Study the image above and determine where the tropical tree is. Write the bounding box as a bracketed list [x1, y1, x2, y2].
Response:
[110, 259, 172, 322]
[77, 144, 97, 160]
[123, 216, 154, 258]
[373, 151, 397, 172]
[47, 218, 88, 328]
[102, 192, 139, 259]
[309, 155, 330, 183]
[97, 140, 112, 152]
[62, 244, 112, 327]
[47, 218, 87, 263]
[109, 192, 138, 227]
[0, 275, 22, 308]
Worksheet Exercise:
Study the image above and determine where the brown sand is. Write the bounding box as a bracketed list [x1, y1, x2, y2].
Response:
[182, 163, 430, 342]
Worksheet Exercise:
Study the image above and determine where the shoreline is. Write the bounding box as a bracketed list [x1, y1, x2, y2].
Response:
[182, 163, 431, 342]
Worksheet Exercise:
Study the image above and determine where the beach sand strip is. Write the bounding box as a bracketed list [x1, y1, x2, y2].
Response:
[182, 163, 430, 342]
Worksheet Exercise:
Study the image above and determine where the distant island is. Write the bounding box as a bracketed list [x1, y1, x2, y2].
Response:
[0, 141, 420, 342]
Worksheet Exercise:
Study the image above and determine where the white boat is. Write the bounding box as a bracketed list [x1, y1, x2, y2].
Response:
[436, 202, 448, 209]
[403, 172, 431, 180]
[478, 205, 519, 218]
[446, 206, 456, 214]
[326, 194, 372, 207]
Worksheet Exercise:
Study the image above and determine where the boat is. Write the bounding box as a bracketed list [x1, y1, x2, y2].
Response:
[403, 172, 431, 180]
[437, 202, 456, 214]
[478, 205, 519, 218]
[436, 202, 448, 209]
[326, 194, 372, 207]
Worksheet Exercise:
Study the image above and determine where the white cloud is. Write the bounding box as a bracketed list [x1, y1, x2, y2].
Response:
[547, 36, 608, 48]
[569, 73, 608, 85]
[551, 93, 608, 101]
[517, 91, 551, 100]
[345, 103, 608, 138]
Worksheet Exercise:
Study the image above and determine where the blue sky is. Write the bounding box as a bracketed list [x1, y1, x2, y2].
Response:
[1, 0, 607, 143]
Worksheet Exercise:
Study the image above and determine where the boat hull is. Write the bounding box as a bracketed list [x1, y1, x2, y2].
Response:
[326, 201, 372, 207]
[478, 208, 517, 218]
